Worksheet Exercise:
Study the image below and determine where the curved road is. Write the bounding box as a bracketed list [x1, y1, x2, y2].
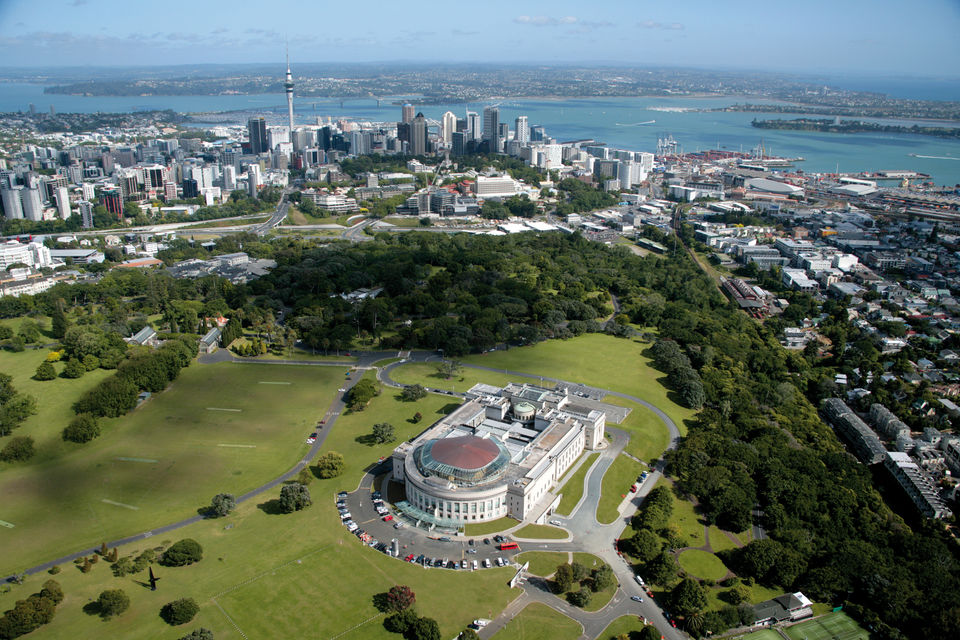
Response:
[5, 350, 686, 640]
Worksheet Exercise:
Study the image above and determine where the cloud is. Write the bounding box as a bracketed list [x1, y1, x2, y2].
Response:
[452, 29, 479, 36]
[638, 20, 685, 30]
[514, 15, 578, 27]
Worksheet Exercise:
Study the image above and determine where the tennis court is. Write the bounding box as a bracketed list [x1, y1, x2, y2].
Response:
[784, 612, 870, 640]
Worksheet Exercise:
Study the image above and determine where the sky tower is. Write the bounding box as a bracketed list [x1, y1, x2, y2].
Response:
[284, 50, 294, 134]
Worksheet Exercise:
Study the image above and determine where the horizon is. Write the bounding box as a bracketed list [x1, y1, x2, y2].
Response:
[0, 0, 958, 80]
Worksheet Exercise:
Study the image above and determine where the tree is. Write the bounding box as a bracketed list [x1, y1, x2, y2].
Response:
[567, 586, 592, 607]
[412, 412, 422, 423]
[386, 585, 416, 612]
[33, 361, 56, 381]
[0, 593, 57, 638]
[624, 529, 662, 562]
[60, 358, 86, 379]
[372, 422, 396, 444]
[0, 436, 35, 462]
[400, 384, 427, 401]
[347, 378, 379, 410]
[97, 589, 130, 618]
[160, 598, 200, 625]
[62, 414, 100, 443]
[160, 539, 203, 567]
[72, 375, 138, 418]
[409, 617, 441, 640]
[570, 562, 590, 583]
[278, 482, 312, 513]
[435, 359, 463, 380]
[553, 563, 574, 593]
[314, 452, 345, 478]
[459, 629, 481, 640]
[209, 493, 236, 517]
[383, 608, 418, 634]
[40, 580, 63, 605]
[637, 626, 661, 640]
[671, 577, 708, 617]
[178, 629, 215, 640]
[647, 551, 678, 586]
[51, 298, 70, 339]
[591, 563, 615, 592]
[0, 388, 38, 436]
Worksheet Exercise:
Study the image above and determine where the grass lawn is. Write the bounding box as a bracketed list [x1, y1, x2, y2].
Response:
[555, 452, 598, 515]
[706, 582, 781, 612]
[783, 612, 870, 640]
[179, 214, 271, 229]
[515, 551, 568, 577]
[3, 379, 518, 640]
[464, 517, 518, 536]
[513, 524, 567, 540]
[596, 454, 645, 524]
[599, 615, 657, 640]
[462, 334, 696, 434]
[606, 398, 671, 461]
[735, 630, 784, 640]
[665, 482, 706, 548]
[677, 549, 728, 581]
[0, 361, 348, 576]
[383, 216, 426, 228]
[389, 362, 519, 394]
[492, 602, 581, 640]
[708, 525, 743, 554]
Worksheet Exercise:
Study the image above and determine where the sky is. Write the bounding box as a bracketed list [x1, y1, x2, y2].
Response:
[0, 0, 958, 78]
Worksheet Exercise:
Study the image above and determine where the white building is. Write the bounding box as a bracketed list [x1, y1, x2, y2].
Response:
[442, 111, 457, 145]
[390, 382, 607, 526]
[21, 187, 44, 222]
[474, 176, 520, 199]
[1, 186, 23, 220]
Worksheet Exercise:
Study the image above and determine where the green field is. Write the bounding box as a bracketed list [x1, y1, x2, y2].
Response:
[0, 361, 347, 575]
[555, 453, 598, 515]
[664, 481, 706, 548]
[2, 375, 517, 639]
[783, 613, 870, 640]
[462, 334, 696, 433]
[596, 454, 645, 524]
[464, 517, 518, 536]
[708, 525, 743, 554]
[736, 630, 783, 640]
[388, 361, 519, 394]
[492, 602, 581, 640]
[515, 551, 568, 577]
[599, 615, 656, 639]
[677, 549, 728, 581]
[607, 398, 671, 461]
[513, 524, 567, 540]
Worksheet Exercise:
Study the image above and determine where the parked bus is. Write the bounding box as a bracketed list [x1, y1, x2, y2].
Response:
[498, 542, 519, 551]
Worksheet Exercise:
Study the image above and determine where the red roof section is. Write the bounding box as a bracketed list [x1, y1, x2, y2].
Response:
[430, 436, 500, 471]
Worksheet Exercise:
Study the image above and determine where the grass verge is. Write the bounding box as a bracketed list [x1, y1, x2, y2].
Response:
[491, 602, 581, 640]
[555, 452, 598, 515]
[513, 524, 567, 540]
[596, 454, 645, 524]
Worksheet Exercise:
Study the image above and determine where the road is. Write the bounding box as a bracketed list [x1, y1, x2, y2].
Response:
[5, 351, 687, 639]
[252, 188, 293, 235]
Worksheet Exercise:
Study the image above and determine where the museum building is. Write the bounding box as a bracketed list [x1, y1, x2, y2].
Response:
[390, 382, 606, 526]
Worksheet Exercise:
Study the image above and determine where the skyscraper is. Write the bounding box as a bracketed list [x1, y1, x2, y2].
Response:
[21, 187, 43, 222]
[482, 106, 499, 149]
[409, 113, 428, 156]
[441, 111, 457, 145]
[401, 103, 415, 124]
[78, 200, 94, 229]
[1, 186, 23, 220]
[466, 111, 481, 141]
[247, 117, 268, 155]
[284, 52, 295, 135]
[515, 116, 530, 145]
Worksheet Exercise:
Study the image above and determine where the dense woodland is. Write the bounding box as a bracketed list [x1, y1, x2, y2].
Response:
[0, 231, 957, 637]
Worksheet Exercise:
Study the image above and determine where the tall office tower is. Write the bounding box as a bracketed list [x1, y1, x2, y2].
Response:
[21, 187, 43, 221]
[145, 166, 165, 189]
[515, 116, 530, 145]
[350, 130, 370, 156]
[163, 181, 178, 201]
[247, 117, 268, 155]
[466, 111, 481, 141]
[618, 160, 635, 190]
[78, 200, 94, 229]
[268, 127, 289, 150]
[530, 125, 546, 142]
[401, 103, 415, 124]
[81, 182, 95, 201]
[498, 123, 509, 152]
[118, 173, 140, 200]
[284, 52, 295, 134]
[222, 165, 237, 191]
[451, 131, 466, 157]
[482, 106, 499, 150]
[1, 186, 23, 220]
[247, 164, 261, 197]
[441, 111, 457, 144]
[101, 153, 115, 174]
[101, 189, 122, 219]
[409, 113, 428, 156]
[182, 178, 199, 199]
[53, 185, 71, 219]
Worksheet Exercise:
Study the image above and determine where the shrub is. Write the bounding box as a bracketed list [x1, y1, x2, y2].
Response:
[160, 539, 203, 567]
[63, 414, 100, 443]
[97, 589, 130, 618]
[208, 493, 236, 517]
[40, 580, 63, 605]
[179, 629, 215, 640]
[48, 566, 60, 575]
[0, 436, 35, 462]
[278, 483, 312, 513]
[314, 452, 344, 479]
[160, 598, 200, 625]
[33, 361, 57, 381]
[385, 585, 415, 612]
[61, 358, 86, 379]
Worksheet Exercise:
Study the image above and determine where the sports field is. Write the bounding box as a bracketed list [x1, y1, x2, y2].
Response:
[0, 361, 344, 574]
[491, 602, 581, 640]
[783, 612, 870, 640]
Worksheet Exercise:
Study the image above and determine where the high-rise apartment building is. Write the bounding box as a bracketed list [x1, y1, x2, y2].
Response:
[21, 188, 43, 221]
[515, 116, 530, 145]
[409, 113, 428, 156]
[401, 103, 415, 124]
[78, 200, 94, 229]
[482, 106, 499, 151]
[466, 111, 481, 142]
[1, 186, 23, 220]
[441, 111, 457, 145]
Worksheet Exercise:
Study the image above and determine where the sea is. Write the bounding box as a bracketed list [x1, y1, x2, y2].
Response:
[3, 82, 960, 187]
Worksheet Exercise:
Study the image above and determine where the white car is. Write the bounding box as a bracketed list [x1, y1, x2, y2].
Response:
[549, 519, 562, 526]
[483, 558, 492, 568]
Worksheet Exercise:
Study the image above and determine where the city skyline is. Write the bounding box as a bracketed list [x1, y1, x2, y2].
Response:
[0, 0, 958, 78]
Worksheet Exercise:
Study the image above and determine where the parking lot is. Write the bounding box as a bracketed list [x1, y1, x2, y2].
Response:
[337, 486, 522, 570]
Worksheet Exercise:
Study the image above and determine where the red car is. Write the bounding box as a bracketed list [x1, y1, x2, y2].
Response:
[382, 515, 393, 522]
[630, 484, 638, 492]
[404, 554, 415, 562]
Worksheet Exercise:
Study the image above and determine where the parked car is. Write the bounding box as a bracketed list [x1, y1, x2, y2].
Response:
[393, 522, 403, 529]
[631, 595, 643, 602]
[483, 558, 492, 568]
[483, 538, 491, 545]
[337, 491, 348, 498]
[549, 519, 562, 526]
[630, 483, 638, 492]
[382, 515, 393, 522]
